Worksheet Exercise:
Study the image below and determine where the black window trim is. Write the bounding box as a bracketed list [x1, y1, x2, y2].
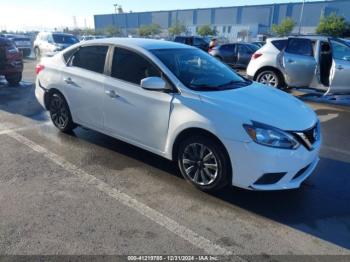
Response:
[106, 45, 179, 94]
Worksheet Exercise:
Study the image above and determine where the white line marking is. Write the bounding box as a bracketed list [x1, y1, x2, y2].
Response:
[323, 146, 350, 157]
[6, 131, 240, 258]
[319, 113, 339, 123]
[0, 123, 50, 136]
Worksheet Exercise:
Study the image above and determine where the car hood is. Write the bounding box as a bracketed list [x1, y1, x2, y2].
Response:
[199, 83, 317, 131]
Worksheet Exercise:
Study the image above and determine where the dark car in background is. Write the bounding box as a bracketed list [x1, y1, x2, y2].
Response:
[33, 32, 79, 59]
[209, 42, 258, 69]
[0, 37, 23, 86]
[174, 36, 209, 51]
[1, 34, 32, 57]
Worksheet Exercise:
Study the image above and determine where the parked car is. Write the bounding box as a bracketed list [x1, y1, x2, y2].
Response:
[247, 36, 350, 94]
[35, 38, 321, 192]
[209, 43, 259, 69]
[1, 34, 32, 57]
[33, 32, 79, 59]
[174, 36, 209, 51]
[0, 37, 23, 86]
[250, 41, 265, 48]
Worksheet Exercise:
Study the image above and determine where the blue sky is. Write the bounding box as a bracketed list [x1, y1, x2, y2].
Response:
[1, 0, 319, 31]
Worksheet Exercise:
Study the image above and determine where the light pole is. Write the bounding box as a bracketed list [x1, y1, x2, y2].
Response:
[114, 3, 119, 15]
[298, 0, 306, 35]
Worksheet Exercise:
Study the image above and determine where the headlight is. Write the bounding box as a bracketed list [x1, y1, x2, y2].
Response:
[243, 122, 300, 149]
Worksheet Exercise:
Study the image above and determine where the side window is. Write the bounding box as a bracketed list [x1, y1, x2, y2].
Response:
[221, 44, 235, 52]
[286, 38, 313, 56]
[63, 47, 79, 63]
[111, 48, 161, 85]
[194, 38, 206, 46]
[71, 45, 108, 74]
[330, 40, 350, 61]
[271, 40, 287, 51]
[238, 45, 251, 54]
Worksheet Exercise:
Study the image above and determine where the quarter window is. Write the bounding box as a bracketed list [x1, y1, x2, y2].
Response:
[111, 48, 160, 85]
[71, 46, 108, 74]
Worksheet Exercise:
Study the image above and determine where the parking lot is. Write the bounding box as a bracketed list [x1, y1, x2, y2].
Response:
[0, 58, 350, 258]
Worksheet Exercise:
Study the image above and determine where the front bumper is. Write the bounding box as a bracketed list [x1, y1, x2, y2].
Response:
[223, 138, 321, 191]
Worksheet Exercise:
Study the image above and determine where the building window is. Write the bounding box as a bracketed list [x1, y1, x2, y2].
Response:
[223, 26, 226, 33]
[228, 26, 232, 34]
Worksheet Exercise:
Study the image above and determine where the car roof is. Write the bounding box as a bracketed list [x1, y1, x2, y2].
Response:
[83, 38, 194, 50]
[267, 35, 332, 42]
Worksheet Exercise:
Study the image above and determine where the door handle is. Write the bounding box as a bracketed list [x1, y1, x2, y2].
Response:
[105, 90, 120, 98]
[336, 65, 344, 70]
[64, 77, 75, 85]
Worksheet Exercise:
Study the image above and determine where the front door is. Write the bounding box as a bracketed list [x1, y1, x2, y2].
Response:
[280, 38, 317, 87]
[329, 39, 350, 94]
[236, 44, 254, 68]
[103, 47, 173, 153]
[62, 45, 109, 129]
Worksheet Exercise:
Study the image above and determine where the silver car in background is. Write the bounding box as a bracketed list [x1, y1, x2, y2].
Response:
[247, 36, 350, 95]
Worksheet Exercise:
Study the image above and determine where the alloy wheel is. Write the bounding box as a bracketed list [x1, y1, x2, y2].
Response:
[259, 72, 278, 87]
[181, 143, 219, 186]
[50, 96, 69, 129]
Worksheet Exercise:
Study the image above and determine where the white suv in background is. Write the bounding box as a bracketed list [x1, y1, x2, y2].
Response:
[247, 36, 350, 95]
[35, 38, 321, 192]
[33, 32, 79, 59]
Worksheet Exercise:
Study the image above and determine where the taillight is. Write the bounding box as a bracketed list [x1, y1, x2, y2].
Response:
[35, 64, 45, 75]
[252, 53, 262, 60]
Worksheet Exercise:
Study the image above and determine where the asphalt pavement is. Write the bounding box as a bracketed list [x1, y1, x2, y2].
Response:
[0, 59, 349, 259]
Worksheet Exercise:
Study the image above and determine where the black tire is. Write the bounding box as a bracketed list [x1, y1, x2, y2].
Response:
[256, 70, 284, 88]
[5, 73, 22, 86]
[34, 47, 41, 60]
[49, 92, 76, 133]
[177, 135, 231, 192]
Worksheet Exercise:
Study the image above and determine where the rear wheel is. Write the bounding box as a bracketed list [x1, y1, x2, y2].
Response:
[177, 135, 231, 192]
[5, 73, 22, 86]
[49, 93, 76, 133]
[256, 70, 284, 88]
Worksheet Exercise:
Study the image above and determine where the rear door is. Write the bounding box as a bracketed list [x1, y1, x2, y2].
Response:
[280, 38, 316, 87]
[329, 39, 350, 94]
[220, 44, 236, 64]
[62, 45, 109, 129]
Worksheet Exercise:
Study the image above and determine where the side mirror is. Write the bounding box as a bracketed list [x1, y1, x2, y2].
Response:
[140, 77, 167, 91]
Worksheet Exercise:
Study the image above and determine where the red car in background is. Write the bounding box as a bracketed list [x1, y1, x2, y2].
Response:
[0, 37, 23, 86]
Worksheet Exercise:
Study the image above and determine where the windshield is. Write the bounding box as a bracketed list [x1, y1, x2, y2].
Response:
[151, 48, 251, 91]
[53, 34, 79, 44]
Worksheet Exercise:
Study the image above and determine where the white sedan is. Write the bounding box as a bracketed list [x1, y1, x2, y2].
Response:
[35, 38, 322, 192]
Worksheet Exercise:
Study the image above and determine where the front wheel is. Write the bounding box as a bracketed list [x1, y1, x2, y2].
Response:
[177, 136, 231, 192]
[256, 70, 284, 88]
[49, 93, 76, 133]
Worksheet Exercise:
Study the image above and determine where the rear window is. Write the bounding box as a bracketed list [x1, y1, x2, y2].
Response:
[53, 34, 79, 44]
[271, 40, 287, 51]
